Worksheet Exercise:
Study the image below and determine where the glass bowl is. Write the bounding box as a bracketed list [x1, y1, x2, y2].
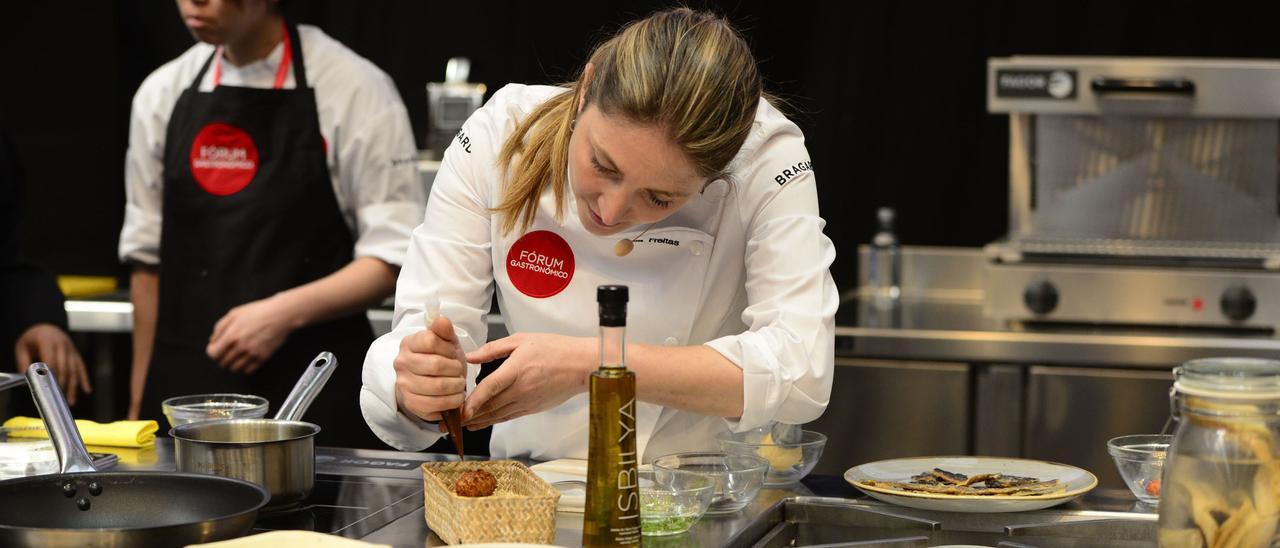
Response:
[638, 469, 715, 536]
[652, 452, 768, 515]
[162, 393, 269, 427]
[1106, 434, 1170, 505]
[717, 426, 827, 486]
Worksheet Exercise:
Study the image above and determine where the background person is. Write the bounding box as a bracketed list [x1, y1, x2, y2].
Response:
[121, 0, 423, 447]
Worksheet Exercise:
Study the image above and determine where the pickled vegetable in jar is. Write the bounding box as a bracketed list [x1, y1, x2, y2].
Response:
[1158, 357, 1280, 548]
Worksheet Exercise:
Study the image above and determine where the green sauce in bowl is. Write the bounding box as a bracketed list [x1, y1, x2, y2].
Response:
[640, 489, 703, 536]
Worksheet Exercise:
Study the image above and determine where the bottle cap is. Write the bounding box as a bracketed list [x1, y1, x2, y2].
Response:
[597, 285, 628, 327]
[877, 207, 895, 229]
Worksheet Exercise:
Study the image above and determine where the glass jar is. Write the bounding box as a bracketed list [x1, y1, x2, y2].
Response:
[1157, 357, 1280, 547]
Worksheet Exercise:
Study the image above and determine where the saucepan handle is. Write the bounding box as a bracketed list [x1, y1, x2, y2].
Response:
[274, 351, 338, 421]
[26, 363, 97, 474]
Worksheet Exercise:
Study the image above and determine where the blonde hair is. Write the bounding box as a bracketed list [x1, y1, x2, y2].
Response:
[494, 8, 762, 234]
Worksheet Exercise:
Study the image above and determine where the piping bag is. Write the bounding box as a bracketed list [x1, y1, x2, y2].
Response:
[425, 296, 465, 460]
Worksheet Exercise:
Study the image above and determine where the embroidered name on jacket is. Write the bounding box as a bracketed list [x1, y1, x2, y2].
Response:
[454, 130, 472, 153]
[773, 160, 814, 186]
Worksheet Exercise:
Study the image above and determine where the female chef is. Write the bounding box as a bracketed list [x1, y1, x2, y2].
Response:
[361, 8, 837, 460]
[120, 0, 424, 448]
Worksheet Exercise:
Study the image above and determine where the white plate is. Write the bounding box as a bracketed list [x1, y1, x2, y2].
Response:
[844, 456, 1098, 513]
[454, 544, 563, 548]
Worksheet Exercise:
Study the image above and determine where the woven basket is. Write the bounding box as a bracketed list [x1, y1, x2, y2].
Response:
[421, 460, 559, 545]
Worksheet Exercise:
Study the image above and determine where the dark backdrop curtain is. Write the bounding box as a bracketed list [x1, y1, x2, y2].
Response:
[3, 1, 1279, 289]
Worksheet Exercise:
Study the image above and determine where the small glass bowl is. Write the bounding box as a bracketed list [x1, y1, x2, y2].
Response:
[652, 452, 769, 515]
[639, 469, 715, 536]
[162, 394, 269, 427]
[1107, 434, 1170, 505]
[717, 426, 827, 486]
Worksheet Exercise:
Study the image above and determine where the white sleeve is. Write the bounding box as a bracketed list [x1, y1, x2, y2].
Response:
[703, 128, 838, 432]
[118, 75, 175, 265]
[360, 103, 498, 451]
[337, 82, 425, 267]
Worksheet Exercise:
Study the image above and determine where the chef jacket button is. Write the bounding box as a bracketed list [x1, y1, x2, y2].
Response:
[663, 336, 679, 346]
[200, 269, 208, 278]
[690, 241, 705, 256]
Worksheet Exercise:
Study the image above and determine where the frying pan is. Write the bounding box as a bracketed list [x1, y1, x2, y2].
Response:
[172, 351, 336, 511]
[0, 363, 269, 548]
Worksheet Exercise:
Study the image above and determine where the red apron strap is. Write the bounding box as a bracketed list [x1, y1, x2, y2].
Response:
[211, 20, 292, 89]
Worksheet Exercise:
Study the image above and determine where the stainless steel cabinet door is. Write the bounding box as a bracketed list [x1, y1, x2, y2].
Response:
[807, 358, 970, 476]
[1023, 366, 1172, 490]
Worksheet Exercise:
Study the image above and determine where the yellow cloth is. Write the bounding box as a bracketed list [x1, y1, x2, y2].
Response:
[55, 275, 117, 298]
[3, 417, 157, 448]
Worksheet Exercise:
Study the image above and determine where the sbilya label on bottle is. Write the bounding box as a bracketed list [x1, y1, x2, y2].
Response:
[583, 370, 641, 546]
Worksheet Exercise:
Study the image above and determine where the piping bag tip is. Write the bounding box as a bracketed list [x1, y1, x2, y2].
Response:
[426, 293, 465, 460]
[441, 408, 464, 461]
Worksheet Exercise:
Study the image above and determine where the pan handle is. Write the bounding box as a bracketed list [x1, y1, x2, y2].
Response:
[26, 363, 97, 474]
[274, 351, 338, 421]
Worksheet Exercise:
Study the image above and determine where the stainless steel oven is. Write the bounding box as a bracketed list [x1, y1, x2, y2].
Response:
[984, 56, 1280, 331]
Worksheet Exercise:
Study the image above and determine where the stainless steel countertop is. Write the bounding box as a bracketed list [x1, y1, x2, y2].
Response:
[65, 293, 391, 335]
[111, 440, 1157, 547]
[367, 479, 810, 547]
[368, 482, 1156, 547]
[64, 291, 505, 339]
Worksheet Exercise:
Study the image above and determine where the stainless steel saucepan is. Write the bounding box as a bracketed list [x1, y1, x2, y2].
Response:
[171, 351, 337, 511]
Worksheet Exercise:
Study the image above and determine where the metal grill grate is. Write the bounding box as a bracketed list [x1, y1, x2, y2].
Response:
[1030, 117, 1280, 244]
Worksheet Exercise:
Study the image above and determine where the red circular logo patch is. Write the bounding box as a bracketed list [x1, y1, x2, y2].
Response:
[506, 230, 575, 298]
[189, 122, 259, 196]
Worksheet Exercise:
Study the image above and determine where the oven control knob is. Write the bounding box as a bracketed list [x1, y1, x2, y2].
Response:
[1023, 280, 1059, 315]
[1220, 285, 1257, 321]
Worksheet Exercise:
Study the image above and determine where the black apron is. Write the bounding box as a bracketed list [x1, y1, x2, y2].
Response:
[142, 22, 381, 449]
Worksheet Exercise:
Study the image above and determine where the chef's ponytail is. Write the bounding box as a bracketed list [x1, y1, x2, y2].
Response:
[495, 7, 763, 235]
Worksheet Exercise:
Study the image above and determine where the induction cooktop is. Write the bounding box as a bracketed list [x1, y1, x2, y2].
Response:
[251, 447, 443, 537]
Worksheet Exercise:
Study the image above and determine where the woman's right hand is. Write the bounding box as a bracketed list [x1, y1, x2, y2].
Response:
[394, 315, 467, 423]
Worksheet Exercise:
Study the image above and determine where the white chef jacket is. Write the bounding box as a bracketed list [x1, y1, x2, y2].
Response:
[361, 84, 837, 462]
[119, 24, 423, 267]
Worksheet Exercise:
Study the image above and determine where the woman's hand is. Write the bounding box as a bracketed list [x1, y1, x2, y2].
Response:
[15, 323, 92, 406]
[394, 316, 467, 423]
[206, 296, 296, 373]
[461, 333, 594, 430]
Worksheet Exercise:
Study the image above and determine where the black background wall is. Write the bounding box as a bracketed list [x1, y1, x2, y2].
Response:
[5, 1, 1280, 292]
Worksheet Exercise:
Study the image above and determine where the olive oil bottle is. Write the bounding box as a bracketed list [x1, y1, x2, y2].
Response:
[583, 285, 641, 547]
